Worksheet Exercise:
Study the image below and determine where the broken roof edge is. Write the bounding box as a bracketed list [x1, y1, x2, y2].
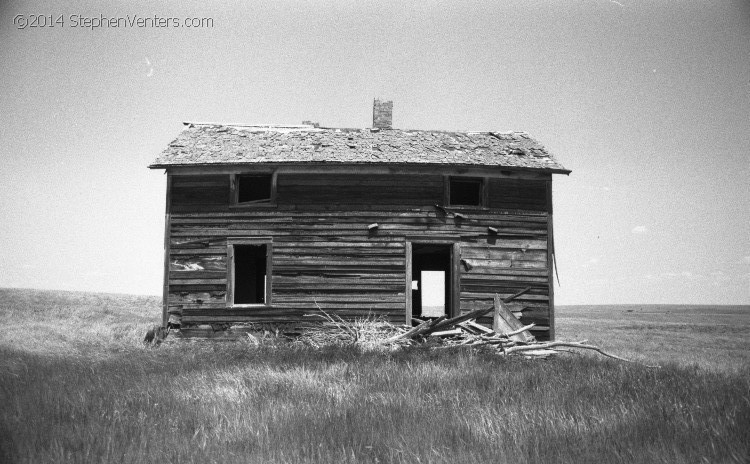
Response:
[147, 160, 571, 175]
[180, 121, 541, 137]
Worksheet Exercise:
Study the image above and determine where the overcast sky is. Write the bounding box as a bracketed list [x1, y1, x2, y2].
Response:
[1, 0, 748, 305]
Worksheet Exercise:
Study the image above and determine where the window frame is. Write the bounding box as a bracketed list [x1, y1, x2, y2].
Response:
[226, 237, 273, 308]
[445, 176, 488, 208]
[230, 171, 278, 207]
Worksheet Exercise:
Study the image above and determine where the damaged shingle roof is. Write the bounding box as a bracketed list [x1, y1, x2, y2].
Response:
[149, 123, 570, 173]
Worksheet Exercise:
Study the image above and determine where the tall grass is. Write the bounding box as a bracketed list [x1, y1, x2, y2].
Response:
[0, 289, 748, 463]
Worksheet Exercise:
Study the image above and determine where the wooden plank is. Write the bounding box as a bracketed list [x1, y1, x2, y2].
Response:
[165, 164, 560, 178]
[465, 320, 494, 334]
[168, 278, 227, 285]
[502, 286, 533, 302]
[275, 241, 405, 248]
[170, 284, 225, 292]
[442, 175, 450, 206]
[274, 258, 405, 266]
[493, 294, 535, 342]
[170, 225, 527, 235]
[272, 283, 405, 291]
[277, 173, 443, 183]
[169, 291, 226, 305]
[170, 237, 226, 248]
[427, 307, 495, 333]
[404, 241, 412, 324]
[170, 247, 227, 255]
[266, 243, 273, 305]
[461, 292, 549, 301]
[169, 271, 226, 280]
[460, 299, 548, 314]
[511, 260, 547, 269]
[461, 248, 548, 260]
[162, 173, 172, 327]
[170, 256, 226, 271]
[452, 243, 461, 318]
[430, 328, 463, 337]
[171, 174, 228, 187]
[529, 326, 550, 332]
[547, 179, 555, 341]
[270, 170, 279, 204]
[180, 307, 404, 323]
[461, 259, 512, 269]
[275, 247, 404, 255]
[273, 301, 404, 309]
[274, 295, 405, 303]
[168, 302, 226, 310]
[226, 244, 234, 306]
[273, 271, 403, 279]
[170, 203, 549, 216]
[273, 275, 405, 284]
[170, 210, 549, 222]
[169, 221, 546, 235]
[461, 279, 549, 291]
[273, 302, 405, 310]
[461, 275, 548, 283]
[493, 294, 502, 334]
[273, 265, 404, 273]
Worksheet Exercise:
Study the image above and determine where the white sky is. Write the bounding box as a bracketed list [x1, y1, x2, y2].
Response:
[421, 271, 446, 316]
[1, 0, 748, 304]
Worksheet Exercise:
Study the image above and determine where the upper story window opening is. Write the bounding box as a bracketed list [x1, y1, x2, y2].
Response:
[448, 177, 484, 207]
[232, 173, 276, 205]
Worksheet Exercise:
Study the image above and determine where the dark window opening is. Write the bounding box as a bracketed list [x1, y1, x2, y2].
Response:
[449, 178, 483, 206]
[411, 244, 451, 318]
[237, 175, 272, 203]
[234, 244, 267, 304]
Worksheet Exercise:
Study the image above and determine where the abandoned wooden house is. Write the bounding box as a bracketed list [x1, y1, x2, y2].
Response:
[149, 100, 570, 340]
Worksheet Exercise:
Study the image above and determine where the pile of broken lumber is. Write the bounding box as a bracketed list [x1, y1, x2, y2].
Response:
[383, 289, 653, 365]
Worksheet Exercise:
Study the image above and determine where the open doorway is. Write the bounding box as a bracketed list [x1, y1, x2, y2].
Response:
[233, 244, 268, 305]
[411, 244, 452, 319]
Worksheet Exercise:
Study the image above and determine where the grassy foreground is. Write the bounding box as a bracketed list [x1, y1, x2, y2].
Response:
[0, 288, 748, 463]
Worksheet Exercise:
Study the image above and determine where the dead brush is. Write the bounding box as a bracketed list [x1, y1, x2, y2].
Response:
[298, 305, 402, 349]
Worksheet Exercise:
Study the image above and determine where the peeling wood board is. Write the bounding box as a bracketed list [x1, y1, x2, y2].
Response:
[493, 294, 535, 342]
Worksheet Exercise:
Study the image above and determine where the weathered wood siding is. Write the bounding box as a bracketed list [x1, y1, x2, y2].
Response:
[166, 172, 554, 339]
[488, 178, 547, 211]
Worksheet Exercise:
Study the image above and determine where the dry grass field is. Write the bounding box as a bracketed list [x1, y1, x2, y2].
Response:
[557, 304, 750, 374]
[0, 288, 747, 463]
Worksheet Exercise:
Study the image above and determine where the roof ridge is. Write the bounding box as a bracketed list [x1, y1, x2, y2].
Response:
[183, 122, 532, 136]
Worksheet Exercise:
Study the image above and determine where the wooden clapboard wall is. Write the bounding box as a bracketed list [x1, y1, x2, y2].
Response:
[166, 171, 554, 339]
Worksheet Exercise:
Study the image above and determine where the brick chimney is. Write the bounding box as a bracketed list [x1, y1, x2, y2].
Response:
[372, 99, 393, 129]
